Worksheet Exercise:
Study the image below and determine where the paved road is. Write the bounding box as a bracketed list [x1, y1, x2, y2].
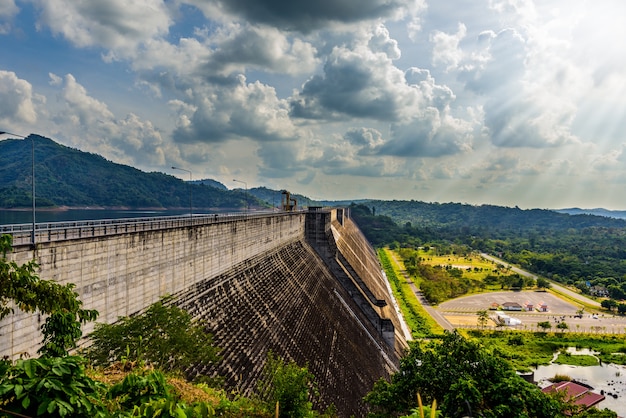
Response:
[480, 253, 601, 308]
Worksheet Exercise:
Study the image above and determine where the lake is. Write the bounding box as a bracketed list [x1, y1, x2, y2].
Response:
[534, 348, 626, 416]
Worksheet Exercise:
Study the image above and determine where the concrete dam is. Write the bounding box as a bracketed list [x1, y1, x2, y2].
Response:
[0, 208, 409, 416]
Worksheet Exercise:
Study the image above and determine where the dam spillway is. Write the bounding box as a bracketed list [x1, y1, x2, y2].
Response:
[0, 208, 408, 416]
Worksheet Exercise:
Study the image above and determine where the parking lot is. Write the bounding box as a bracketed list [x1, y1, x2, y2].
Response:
[437, 291, 626, 333]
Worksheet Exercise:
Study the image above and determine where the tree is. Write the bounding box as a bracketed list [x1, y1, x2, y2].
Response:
[0, 234, 98, 357]
[364, 332, 566, 417]
[601, 299, 618, 312]
[536, 277, 551, 290]
[556, 322, 568, 332]
[86, 296, 220, 382]
[256, 351, 318, 418]
[618, 303, 626, 315]
[537, 321, 552, 332]
[477, 310, 489, 328]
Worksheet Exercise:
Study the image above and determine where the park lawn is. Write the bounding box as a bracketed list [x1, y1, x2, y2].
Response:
[417, 249, 516, 282]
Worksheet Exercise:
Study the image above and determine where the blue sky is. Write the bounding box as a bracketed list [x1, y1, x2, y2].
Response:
[2, 0, 626, 209]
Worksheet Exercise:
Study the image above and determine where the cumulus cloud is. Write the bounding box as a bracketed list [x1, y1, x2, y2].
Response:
[290, 29, 421, 121]
[191, 0, 425, 32]
[171, 74, 299, 144]
[34, 0, 172, 58]
[0, 71, 41, 124]
[0, 0, 19, 33]
[344, 127, 384, 150]
[378, 109, 474, 157]
[48, 73, 169, 167]
[430, 22, 467, 71]
[202, 24, 318, 75]
[461, 27, 577, 148]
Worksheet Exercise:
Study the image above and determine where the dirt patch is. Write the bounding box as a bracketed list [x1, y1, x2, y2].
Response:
[444, 315, 479, 326]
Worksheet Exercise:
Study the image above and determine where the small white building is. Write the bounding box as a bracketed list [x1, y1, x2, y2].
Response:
[494, 311, 522, 326]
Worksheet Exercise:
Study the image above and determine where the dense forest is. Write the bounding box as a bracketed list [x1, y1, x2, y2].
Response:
[350, 202, 626, 303]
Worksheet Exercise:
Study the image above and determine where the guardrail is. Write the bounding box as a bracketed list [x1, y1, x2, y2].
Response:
[0, 210, 307, 247]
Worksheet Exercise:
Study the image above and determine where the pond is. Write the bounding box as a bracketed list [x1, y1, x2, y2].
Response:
[534, 348, 626, 416]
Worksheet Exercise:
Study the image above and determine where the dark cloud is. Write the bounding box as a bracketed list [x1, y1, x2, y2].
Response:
[214, 0, 415, 32]
[203, 26, 317, 75]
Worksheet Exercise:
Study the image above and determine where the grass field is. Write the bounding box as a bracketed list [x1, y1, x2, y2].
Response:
[417, 249, 515, 283]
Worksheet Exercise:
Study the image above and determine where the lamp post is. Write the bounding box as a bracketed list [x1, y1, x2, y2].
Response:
[233, 179, 248, 214]
[172, 166, 192, 217]
[0, 131, 35, 247]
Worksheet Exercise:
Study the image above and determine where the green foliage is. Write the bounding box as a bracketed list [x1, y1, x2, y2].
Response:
[477, 310, 489, 328]
[536, 277, 551, 290]
[378, 249, 435, 337]
[400, 393, 440, 418]
[0, 355, 108, 417]
[256, 351, 317, 418]
[364, 332, 566, 418]
[537, 321, 552, 331]
[86, 297, 220, 382]
[0, 234, 98, 357]
[107, 368, 172, 410]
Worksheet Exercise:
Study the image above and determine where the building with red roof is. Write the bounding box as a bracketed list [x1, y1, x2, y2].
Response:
[542, 381, 605, 413]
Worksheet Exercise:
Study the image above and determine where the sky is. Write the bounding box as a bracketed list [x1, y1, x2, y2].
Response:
[1, 0, 626, 210]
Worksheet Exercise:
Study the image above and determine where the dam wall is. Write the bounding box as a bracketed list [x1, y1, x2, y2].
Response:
[0, 209, 405, 416]
[1, 213, 305, 357]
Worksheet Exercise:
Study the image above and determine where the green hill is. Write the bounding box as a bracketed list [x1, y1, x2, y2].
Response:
[0, 135, 253, 210]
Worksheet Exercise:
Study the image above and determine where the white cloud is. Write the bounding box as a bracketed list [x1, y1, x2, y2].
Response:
[430, 22, 467, 71]
[0, 0, 19, 33]
[34, 0, 172, 58]
[48, 73, 170, 168]
[171, 74, 299, 144]
[0, 71, 41, 125]
[290, 28, 421, 121]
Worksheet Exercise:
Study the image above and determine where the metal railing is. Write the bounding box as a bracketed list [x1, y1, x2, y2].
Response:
[1, 210, 307, 247]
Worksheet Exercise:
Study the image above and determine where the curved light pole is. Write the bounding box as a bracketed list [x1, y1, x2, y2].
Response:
[0, 131, 35, 247]
[172, 166, 192, 217]
[233, 179, 248, 214]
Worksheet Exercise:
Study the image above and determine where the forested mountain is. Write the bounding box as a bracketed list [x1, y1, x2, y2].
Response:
[0, 135, 255, 210]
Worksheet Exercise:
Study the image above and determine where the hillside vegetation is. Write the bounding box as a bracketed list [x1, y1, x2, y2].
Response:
[350, 202, 626, 306]
[0, 136, 253, 210]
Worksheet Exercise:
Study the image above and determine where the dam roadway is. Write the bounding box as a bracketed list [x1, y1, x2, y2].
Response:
[0, 208, 408, 417]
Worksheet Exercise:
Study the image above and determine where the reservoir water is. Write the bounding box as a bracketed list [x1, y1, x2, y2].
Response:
[534, 348, 626, 416]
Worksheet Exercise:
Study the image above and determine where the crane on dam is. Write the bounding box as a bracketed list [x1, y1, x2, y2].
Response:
[281, 190, 297, 211]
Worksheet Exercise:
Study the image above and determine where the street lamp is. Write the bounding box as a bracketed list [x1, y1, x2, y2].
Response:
[0, 131, 35, 247]
[172, 166, 192, 217]
[233, 179, 248, 213]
